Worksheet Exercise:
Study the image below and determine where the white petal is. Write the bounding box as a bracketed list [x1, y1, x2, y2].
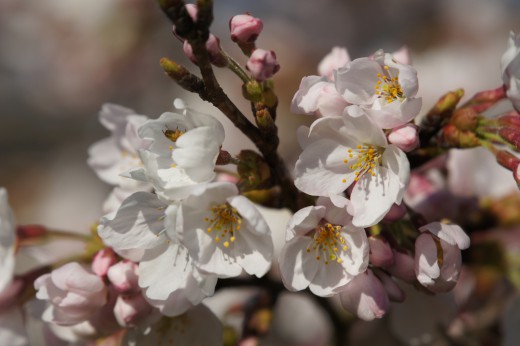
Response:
[339, 226, 369, 276]
[279, 236, 319, 292]
[419, 222, 470, 250]
[234, 228, 273, 277]
[335, 58, 380, 105]
[382, 145, 410, 203]
[414, 233, 441, 286]
[286, 205, 325, 241]
[98, 192, 167, 252]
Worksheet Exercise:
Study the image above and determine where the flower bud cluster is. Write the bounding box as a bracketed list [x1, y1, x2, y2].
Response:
[34, 255, 160, 339]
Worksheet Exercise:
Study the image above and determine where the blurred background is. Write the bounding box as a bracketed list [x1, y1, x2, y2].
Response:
[1, 0, 520, 344]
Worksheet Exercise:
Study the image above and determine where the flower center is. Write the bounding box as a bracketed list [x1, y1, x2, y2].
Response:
[342, 144, 384, 182]
[205, 203, 242, 248]
[306, 223, 348, 264]
[163, 127, 185, 143]
[374, 65, 404, 103]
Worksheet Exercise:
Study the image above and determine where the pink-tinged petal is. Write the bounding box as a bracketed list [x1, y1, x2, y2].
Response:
[98, 192, 168, 253]
[339, 270, 389, 321]
[113, 293, 157, 328]
[335, 58, 380, 105]
[279, 236, 319, 292]
[318, 46, 351, 80]
[387, 124, 420, 152]
[419, 222, 470, 250]
[291, 76, 329, 115]
[365, 97, 420, 129]
[415, 233, 441, 287]
[368, 235, 394, 267]
[391, 46, 411, 65]
[432, 241, 462, 293]
[50, 263, 104, 294]
[107, 260, 139, 295]
[316, 88, 350, 117]
[91, 248, 117, 277]
[286, 206, 326, 241]
[394, 62, 419, 98]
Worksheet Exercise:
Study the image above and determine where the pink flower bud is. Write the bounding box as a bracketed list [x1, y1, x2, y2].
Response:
[183, 34, 227, 67]
[414, 233, 462, 293]
[229, 14, 263, 43]
[317, 47, 350, 80]
[107, 260, 139, 295]
[388, 124, 419, 152]
[384, 250, 416, 283]
[34, 263, 107, 326]
[246, 49, 280, 81]
[339, 270, 389, 321]
[91, 248, 117, 277]
[368, 235, 394, 267]
[113, 293, 155, 328]
[382, 203, 406, 222]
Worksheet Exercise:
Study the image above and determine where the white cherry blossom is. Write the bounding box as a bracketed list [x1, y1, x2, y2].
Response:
[88, 104, 151, 213]
[127, 100, 225, 200]
[335, 50, 422, 129]
[279, 196, 368, 297]
[294, 113, 410, 227]
[98, 192, 218, 317]
[175, 182, 273, 278]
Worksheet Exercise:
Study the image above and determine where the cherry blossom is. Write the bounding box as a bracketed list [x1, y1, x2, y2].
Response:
[335, 50, 422, 129]
[98, 192, 218, 317]
[294, 113, 410, 227]
[279, 196, 368, 297]
[87, 104, 151, 213]
[501, 31, 520, 111]
[175, 182, 273, 278]
[126, 100, 225, 200]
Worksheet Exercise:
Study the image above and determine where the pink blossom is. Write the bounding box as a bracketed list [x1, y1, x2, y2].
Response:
[91, 248, 117, 277]
[339, 270, 389, 321]
[246, 49, 280, 81]
[387, 124, 420, 152]
[34, 262, 107, 326]
[229, 14, 263, 43]
[318, 47, 350, 80]
[291, 76, 349, 117]
[384, 250, 416, 283]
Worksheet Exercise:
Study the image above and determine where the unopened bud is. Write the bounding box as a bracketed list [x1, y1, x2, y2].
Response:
[442, 124, 480, 148]
[107, 260, 139, 295]
[230, 14, 263, 44]
[92, 248, 118, 277]
[428, 89, 464, 118]
[255, 108, 275, 132]
[183, 34, 227, 67]
[246, 49, 280, 81]
[242, 80, 263, 102]
[384, 250, 416, 283]
[451, 108, 479, 131]
[368, 236, 394, 267]
[216, 150, 232, 165]
[113, 293, 155, 328]
[499, 127, 520, 150]
[496, 150, 520, 171]
[498, 112, 520, 129]
[387, 124, 419, 152]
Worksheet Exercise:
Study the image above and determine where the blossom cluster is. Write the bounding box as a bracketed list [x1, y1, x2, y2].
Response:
[3, 2, 520, 345]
